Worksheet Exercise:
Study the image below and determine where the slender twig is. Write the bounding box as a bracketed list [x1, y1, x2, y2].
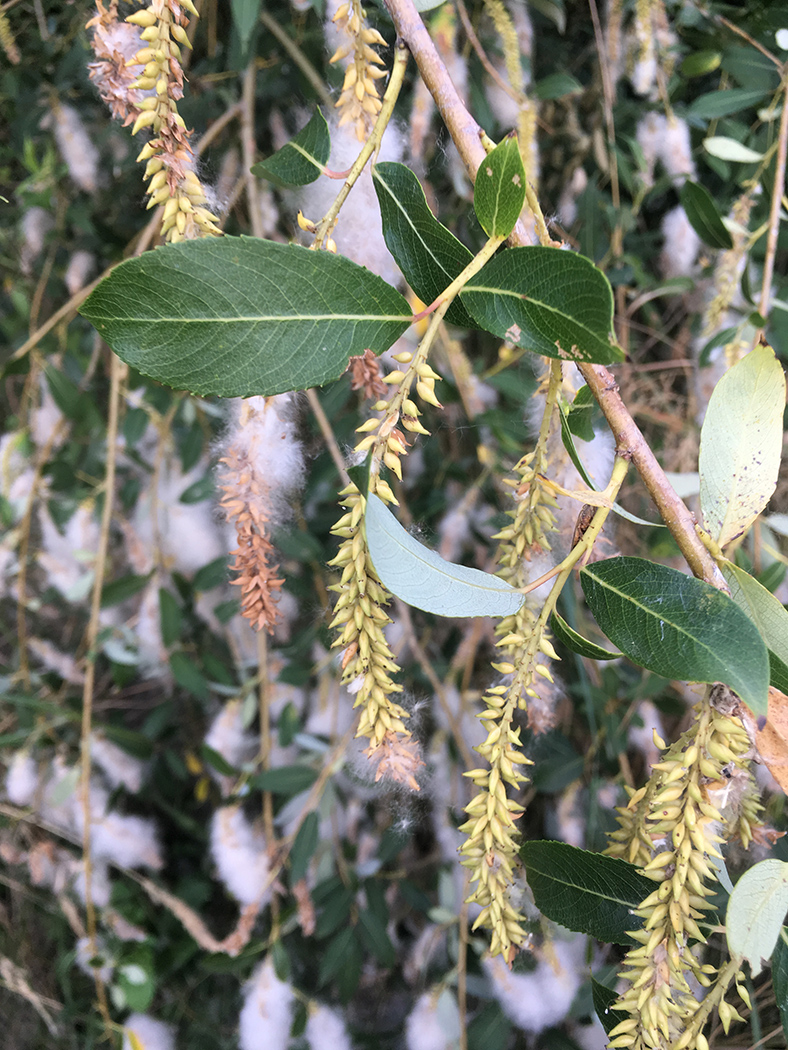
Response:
[260, 10, 333, 107]
[312, 40, 409, 249]
[242, 61, 264, 239]
[454, 0, 522, 105]
[306, 388, 351, 486]
[79, 352, 123, 1031]
[758, 78, 788, 322]
[382, 0, 726, 590]
[697, 5, 782, 68]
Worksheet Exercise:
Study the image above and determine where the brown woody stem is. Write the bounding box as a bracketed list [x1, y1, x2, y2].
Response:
[383, 0, 726, 589]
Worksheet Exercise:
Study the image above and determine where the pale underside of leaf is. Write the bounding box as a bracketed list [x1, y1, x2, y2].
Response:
[699, 344, 785, 547]
[726, 859, 788, 976]
[364, 493, 523, 618]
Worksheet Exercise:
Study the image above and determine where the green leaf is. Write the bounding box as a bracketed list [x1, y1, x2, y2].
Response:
[117, 946, 155, 1013]
[79, 237, 413, 398]
[567, 384, 596, 442]
[688, 88, 767, 120]
[318, 926, 355, 985]
[100, 573, 151, 608]
[372, 162, 477, 328]
[231, 0, 261, 53]
[679, 181, 734, 251]
[533, 72, 583, 99]
[179, 473, 215, 504]
[169, 651, 209, 699]
[252, 764, 318, 795]
[699, 344, 785, 547]
[591, 979, 619, 1036]
[473, 133, 527, 239]
[680, 50, 721, 77]
[726, 859, 788, 976]
[290, 811, 319, 885]
[467, 1002, 512, 1050]
[357, 908, 395, 966]
[159, 588, 182, 648]
[251, 109, 330, 186]
[720, 561, 788, 693]
[200, 744, 237, 776]
[703, 136, 763, 163]
[580, 557, 770, 716]
[460, 247, 624, 365]
[193, 556, 229, 591]
[365, 493, 524, 618]
[772, 927, 788, 1041]
[722, 46, 779, 92]
[519, 840, 650, 945]
[551, 612, 618, 660]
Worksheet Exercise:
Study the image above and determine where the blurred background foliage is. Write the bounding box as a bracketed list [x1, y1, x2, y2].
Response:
[2, 0, 788, 1047]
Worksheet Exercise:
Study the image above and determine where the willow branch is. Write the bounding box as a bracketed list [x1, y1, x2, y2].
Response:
[758, 77, 788, 321]
[383, 0, 725, 589]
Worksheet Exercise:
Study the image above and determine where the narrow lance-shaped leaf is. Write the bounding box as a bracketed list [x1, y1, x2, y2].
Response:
[699, 343, 785, 548]
[551, 612, 619, 660]
[79, 237, 413, 398]
[679, 181, 733, 250]
[364, 493, 523, 618]
[473, 132, 527, 239]
[372, 162, 477, 329]
[520, 840, 650, 945]
[460, 247, 624, 365]
[772, 927, 788, 1041]
[721, 560, 788, 692]
[703, 136, 763, 163]
[726, 859, 788, 976]
[251, 109, 330, 186]
[580, 556, 769, 716]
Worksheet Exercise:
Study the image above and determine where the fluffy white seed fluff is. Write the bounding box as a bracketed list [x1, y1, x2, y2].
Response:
[90, 811, 163, 870]
[31, 376, 65, 450]
[660, 205, 701, 278]
[52, 103, 100, 193]
[210, 804, 271, 907]
[484, 936, 585, 1032]
[661, 116, 695, 184]
[28, 637, 85, 684]
[238, 957, 294, 1050]
[37, 504, 99, 600]
[75, 935, 114, 982]
[64, 249, 95, 296]
[122, 1013, 176, 1050]
[20, 206, 54, 275]
[405, 989, 462, 1050]
[305, 1004, 353, 1050]
[91, 734, 146, 793]
[204, 699, 257, 778]
[298, 115, 404, 288]
[224, 393, 305, 514]
[5, 751, 38, 806]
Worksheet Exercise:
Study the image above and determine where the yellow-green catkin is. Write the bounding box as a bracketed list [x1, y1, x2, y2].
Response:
[606, 703, 756, 1050]
[330, 0, 388, 142]
[328, 352, 439, 774]
[457, 371, 564, 961]
[701, 190, 756, 365]
[0, 9, 20, 65]
[125, 0, 221, 241]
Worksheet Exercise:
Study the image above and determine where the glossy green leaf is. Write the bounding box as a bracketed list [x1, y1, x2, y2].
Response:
[726, 859, 788, 976]
[252, 764, 318, 795]
[699, 344, 785, 547]
[592, 979, 619, 1035]
[169, 651, 209, 699]
[680, 50, 721, 77]
[290, 811, 319, 885]
[251, 109, 330, 186]
[100, 573, 150, 608]
[473, 133, 527, 239]
[551, 612, 618, 660]
[519, 840, 649, 945]
[533, 72, 583, 99]
[117, 946, 155, 1013]
[703, 136, 763, 163]
[231, 0, 261, 53]
[200, 744, 237, 776]
[721, 561, 788, 693]
[679, 181, 733, 251]
[372, 162, 477, 328]
[688, 88, 767, 120]
[580, 557, 769, 715]
[364, 493, 524, 618]
[357, 908, 396, 966]
[772, 927, 788, 1041]
[159, 588, 182, 648]
[567, 384, 596, 441]
[460, 247, 624, 365]
[80, 237, 413, 398]
[722, 47, 779, 92]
